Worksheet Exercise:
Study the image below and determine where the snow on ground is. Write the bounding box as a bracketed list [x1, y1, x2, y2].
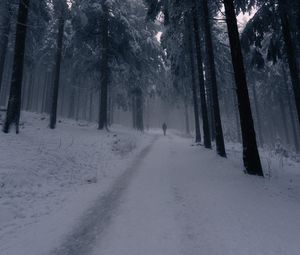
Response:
[89, 135, 300, 255]
[0, 112, 152, 255]
[226, 142, 300, 199]
[1, 113, 300, 255]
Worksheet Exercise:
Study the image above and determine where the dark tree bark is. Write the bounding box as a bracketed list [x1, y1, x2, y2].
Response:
[132, 94, 137, 129]
[109, 100, 114, 125]
[3, 0, 30, 134]
[184, 96, 190, 135]
[107, 87, 112, 126]
[187, 21, 201, 143]
[297, 1, 300, 60]
[131, 87, 144, 131]
[0, 1, 10, 99]
[84, 89, 90, 120]
[49, 14, 65, 129]
[279, 0, 300, 132]
[89, 91, 94, 121]
[68, 86, 75, 119]
[201, 0, 226, 155]
[224, 0, 263, 176]
[192, 5, 211, 149]
[136, 88, 144, 131]
[98, 4, 109, 130]
[75, 88, 80, 121]
[203, 54, 216, 142]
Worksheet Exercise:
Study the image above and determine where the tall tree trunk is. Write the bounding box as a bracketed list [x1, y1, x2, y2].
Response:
[297, 1, 300, 61]
[224, 0, 263, 176]
[98, 4, 109, 130]
[107, 88, 111, 126]
[89, 91, 94, 122]
[184, 96, 190, 135]
[75, 88, 80, 121]
[0, 1, 10, 99]
[3, 0, 30, 134]
[109, 101, 114, 125]
[132, 94, 137, 129]
[25, 67, 34, 111]
[207, 82, 216, 142]
[68, 86, 75, 118]
[136, 88, 144, 131]
[201, 0, 226, 155]
[279, 0, 300, 133]
[84, 89, 89, 121]
[188, 23, 201, 143]
[49, 14, 65, 129]
[192, 6, 211, 149]
[203, 51, 215, 142]
[251, 82, 264, 147]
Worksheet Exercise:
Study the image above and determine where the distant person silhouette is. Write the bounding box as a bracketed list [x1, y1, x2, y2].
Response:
[162, 123, 167, 136]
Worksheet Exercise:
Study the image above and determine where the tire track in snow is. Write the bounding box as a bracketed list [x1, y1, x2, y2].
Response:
[49, 135, 158, 255]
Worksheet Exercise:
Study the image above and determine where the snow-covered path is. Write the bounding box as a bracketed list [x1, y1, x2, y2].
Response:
[49, 136, 158, 255]
[50, 133, 300, 255]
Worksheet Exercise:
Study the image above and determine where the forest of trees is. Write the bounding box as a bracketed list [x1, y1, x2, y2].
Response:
[0, 0, 299, 176]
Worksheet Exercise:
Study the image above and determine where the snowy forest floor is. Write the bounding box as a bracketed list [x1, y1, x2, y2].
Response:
[1, 112, 300, 255]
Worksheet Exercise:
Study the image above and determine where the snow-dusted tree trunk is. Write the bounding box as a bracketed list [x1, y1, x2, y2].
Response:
[98, 3, 110, 130]
[223, 0, 263, 176]
[200, 0, 226, 155]
[203, 62, 215, 142]
[50, 12, 65, 129]
[132, 94, 137, 129]
[187, 18, 201, 143]
[136, 88, 144, 131]
[0, 0, 10, 99]
[131, 87, 144, 131]
[191, 4, 211, 149]
[184, 96, 190, 135]
[68, 86, 76, 119]
[3, 0, 30, 134]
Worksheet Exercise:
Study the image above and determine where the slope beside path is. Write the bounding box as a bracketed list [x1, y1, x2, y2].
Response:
[0, 112, 153, 255]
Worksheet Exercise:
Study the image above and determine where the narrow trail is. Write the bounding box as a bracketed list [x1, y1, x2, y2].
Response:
[49, 136, 158, 255]
[91, 134, 186, 255]
[50, 133, 300, 255]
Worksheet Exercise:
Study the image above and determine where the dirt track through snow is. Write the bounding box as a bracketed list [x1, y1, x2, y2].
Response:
[49, 136, 158, 255]
[49, 133, 300, 255]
